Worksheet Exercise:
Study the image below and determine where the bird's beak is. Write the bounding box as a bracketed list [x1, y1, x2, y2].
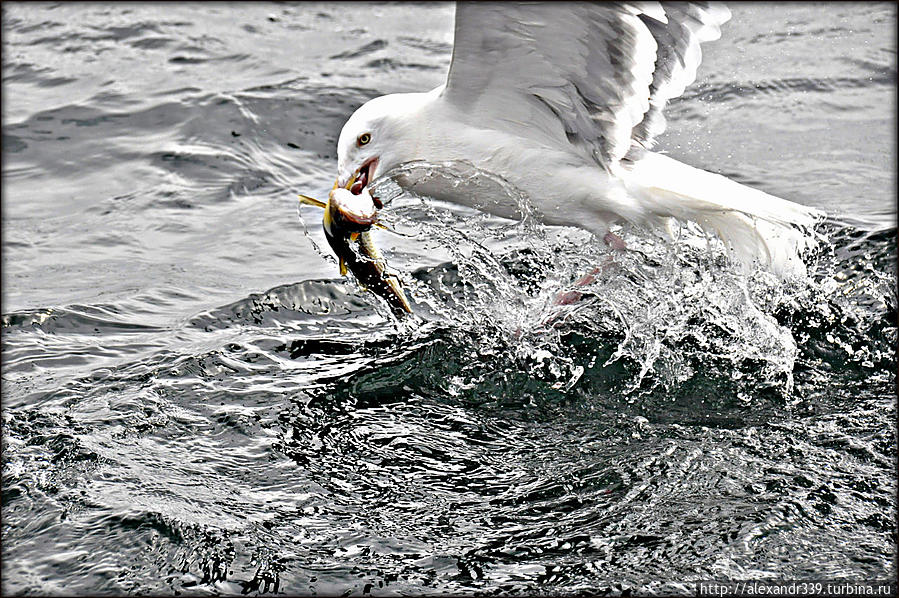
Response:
[336, 157, 379, 195]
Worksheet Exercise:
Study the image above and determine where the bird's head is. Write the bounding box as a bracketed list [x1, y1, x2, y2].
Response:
[335, 92, 427, 199]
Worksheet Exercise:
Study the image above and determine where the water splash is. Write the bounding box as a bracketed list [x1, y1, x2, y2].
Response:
[349, 162, 897, 405]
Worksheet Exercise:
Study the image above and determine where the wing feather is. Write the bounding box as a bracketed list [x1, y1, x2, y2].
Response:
[629, 2, 731, 157]
[442, 2, 731, 168]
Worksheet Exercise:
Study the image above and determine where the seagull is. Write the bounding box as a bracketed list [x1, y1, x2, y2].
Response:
[332, 2, 823, 278]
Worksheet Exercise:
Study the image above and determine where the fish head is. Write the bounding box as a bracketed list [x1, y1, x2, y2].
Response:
[324, 187, 379, 237]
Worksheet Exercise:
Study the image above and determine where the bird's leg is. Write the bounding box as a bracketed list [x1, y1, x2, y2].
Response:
[522, 231, 628, 333]
[552, 230, 627, 306]
[603, 231, 627, 250]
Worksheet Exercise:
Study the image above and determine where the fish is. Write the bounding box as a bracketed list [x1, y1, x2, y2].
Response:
[299, 187, 412, 316]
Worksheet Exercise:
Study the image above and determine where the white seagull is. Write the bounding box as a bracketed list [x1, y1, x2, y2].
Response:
[332, 2, 823, 278]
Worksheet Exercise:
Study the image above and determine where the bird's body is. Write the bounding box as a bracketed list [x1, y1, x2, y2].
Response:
[351, 87, 627, 230]
[331, 2, 823, 279]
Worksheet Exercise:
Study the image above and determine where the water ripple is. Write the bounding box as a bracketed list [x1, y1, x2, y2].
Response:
[2, 3, 895, 595]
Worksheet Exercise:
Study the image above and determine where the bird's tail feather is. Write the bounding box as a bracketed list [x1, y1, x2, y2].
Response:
[625, 152, 824, 278]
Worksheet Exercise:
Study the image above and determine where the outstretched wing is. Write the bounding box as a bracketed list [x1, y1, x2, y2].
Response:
[441, 1, 731, 169]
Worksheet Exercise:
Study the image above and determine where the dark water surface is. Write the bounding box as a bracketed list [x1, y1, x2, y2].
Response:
[2, 3, 897, 595]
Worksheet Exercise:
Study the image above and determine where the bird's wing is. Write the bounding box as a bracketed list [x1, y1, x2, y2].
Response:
[441, 2, 731, 169]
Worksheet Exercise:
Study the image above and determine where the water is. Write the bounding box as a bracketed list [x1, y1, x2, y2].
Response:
[2, 2, 896, 595]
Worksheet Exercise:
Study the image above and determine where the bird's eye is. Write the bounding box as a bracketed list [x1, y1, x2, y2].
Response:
[357, 133, 371, 147]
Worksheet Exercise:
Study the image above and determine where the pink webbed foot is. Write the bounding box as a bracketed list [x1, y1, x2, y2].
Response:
[554, 268, 602, 306]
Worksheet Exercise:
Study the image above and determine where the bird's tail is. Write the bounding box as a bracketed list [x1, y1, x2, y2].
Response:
[624, 152, 824, 278]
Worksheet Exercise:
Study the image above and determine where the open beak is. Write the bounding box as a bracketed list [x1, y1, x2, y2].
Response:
[335, 157, 380, 200]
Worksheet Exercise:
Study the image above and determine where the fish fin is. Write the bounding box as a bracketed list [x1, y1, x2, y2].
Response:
[349, 233, 360, 241]
[298, 194, 327, 209]
[339, 257, 347, 276]
[372, 222, 395, 233]
[372, 221, 415, 238]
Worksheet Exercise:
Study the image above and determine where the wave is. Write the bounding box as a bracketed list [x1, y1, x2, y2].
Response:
[679, 71, 897, 105]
